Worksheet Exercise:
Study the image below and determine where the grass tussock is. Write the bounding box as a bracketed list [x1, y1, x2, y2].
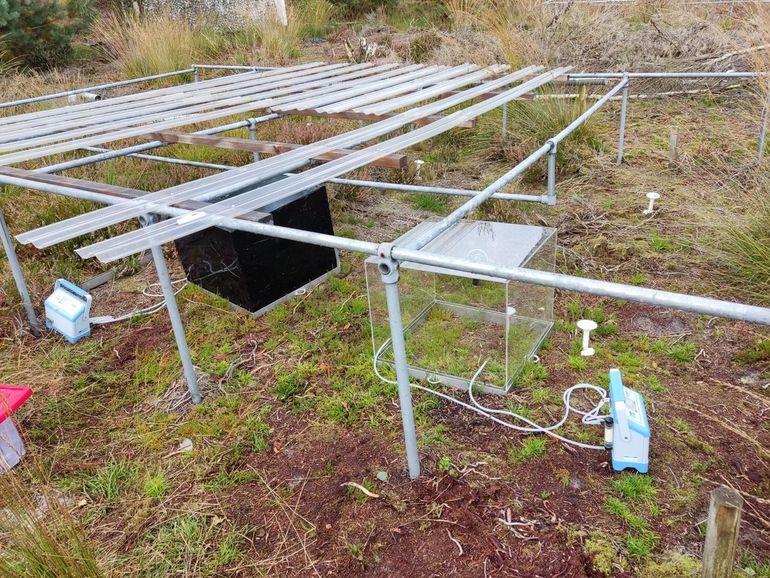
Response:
[250, 7, 303, 64]
[297, 0, 336, 39]
[471, 91, 597, 172]
[446, 0, 548, 66]
[94, 11, 224, 77]
[0, 461, 103, 577]
[717, 192, 770, 303]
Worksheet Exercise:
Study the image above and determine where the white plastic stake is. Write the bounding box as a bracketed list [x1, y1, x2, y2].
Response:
[414, 159, 425, 181]
[577, 319, 598, 357]
[643, 192, 660, 215]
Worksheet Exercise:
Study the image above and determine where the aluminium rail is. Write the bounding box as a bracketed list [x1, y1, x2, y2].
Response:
[0, 68, 196, 110]
[0, 62, 502, 166]
[0, 62, 374, 160]
[0, 63, 327, 137]
[0, 64, 309, 130]
[18, 65, 547, 250]
[71, 68, 569, 262]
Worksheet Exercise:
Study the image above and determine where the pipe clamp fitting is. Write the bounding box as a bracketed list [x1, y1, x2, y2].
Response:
[376, 244, 400, 284]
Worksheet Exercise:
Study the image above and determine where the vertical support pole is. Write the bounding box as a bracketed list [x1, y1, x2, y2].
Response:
[150, 244, 201, 404]
[248, 119, 260, 162]
[501, 103, 508, 141]
[193, 66, 200, 84]
[0, 207, 41, 336]
[379, 258, 420, 480]
[757, 82, 770, 162]
[702, 486, 743, 578]
[617, 73, 630, 165]
[547, 142, 557, 206]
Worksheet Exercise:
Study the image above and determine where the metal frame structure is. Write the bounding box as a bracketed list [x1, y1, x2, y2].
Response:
[2, 64, 769, 480]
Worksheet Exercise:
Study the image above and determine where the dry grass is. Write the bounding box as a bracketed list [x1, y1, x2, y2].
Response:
[298, 0, 336, 39]
[253, 8, 304, 64]
[471, 0, 548, 67]
[93, 11, 224, 77]
[0, 69, 91, 114]
[716, 192, 770, 303]
[0, 459, 104, 577]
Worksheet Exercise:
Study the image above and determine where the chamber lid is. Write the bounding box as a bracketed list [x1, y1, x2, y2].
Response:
[370, 218, 555, 281]
[0, 385, 32, 422]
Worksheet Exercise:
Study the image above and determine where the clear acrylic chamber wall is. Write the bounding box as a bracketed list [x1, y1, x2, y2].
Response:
[366, 218, 556, 394]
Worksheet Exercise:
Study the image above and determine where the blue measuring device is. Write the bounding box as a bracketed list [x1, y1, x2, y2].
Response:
[606, 368, 650, 473]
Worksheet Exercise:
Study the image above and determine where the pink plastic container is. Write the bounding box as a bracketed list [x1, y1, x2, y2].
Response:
[0, 385, 32, 474]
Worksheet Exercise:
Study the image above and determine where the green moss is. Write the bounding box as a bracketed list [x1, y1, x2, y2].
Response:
[611, 473, 656, 502]
[509, 438, 547, 464]
[144, 472, 172, 498]
[738, 338, 770, 364]
[584, 534, 624, 577]
[639, 552, 699, 577]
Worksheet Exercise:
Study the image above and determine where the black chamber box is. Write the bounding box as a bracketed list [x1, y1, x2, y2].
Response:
[174, 186, 339, 316]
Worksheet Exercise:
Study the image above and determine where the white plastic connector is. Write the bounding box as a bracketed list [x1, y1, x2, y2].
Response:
[577, 319, 598, 357]
[643, 192, 660, 215]
[414, 159, 425, 181]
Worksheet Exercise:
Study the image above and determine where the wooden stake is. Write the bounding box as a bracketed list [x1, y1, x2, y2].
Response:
[668, 126, 679, 166]
[578, 85, 587, 115]
[702, 486, 743, 578]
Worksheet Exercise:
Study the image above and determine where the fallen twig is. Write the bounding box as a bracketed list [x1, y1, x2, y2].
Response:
[340, 482, 380, 498]
[447, 529, 464, 556]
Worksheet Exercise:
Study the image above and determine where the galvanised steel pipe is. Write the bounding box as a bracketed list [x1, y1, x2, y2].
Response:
[0, 207, 41, 335]
[328, 178, 547, 204]
[77, 151, 547, 203]
[617, 74, 630, 165]
[39, 115, 278, 174]
[82, 146, 236, 171]
[6, 173, 770, 327]
[546, 146, 557, 205]
[380, 260, 421, 479]
[150, 243, 201, 403]
[389, 247, 770, 326]
[758, 81, 770, 162]
[0, 68, 195, 110]
[568, 72, 761, 80]
[193, 64, 277, 71]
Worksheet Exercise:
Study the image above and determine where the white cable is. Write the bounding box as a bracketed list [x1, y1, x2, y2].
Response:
[91, 279, 188, 324]
[373, 341, 608, 451]
[141, 278, 187, 299]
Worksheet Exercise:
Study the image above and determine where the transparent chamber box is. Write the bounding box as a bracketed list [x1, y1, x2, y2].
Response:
[366, 218, 556, 394]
